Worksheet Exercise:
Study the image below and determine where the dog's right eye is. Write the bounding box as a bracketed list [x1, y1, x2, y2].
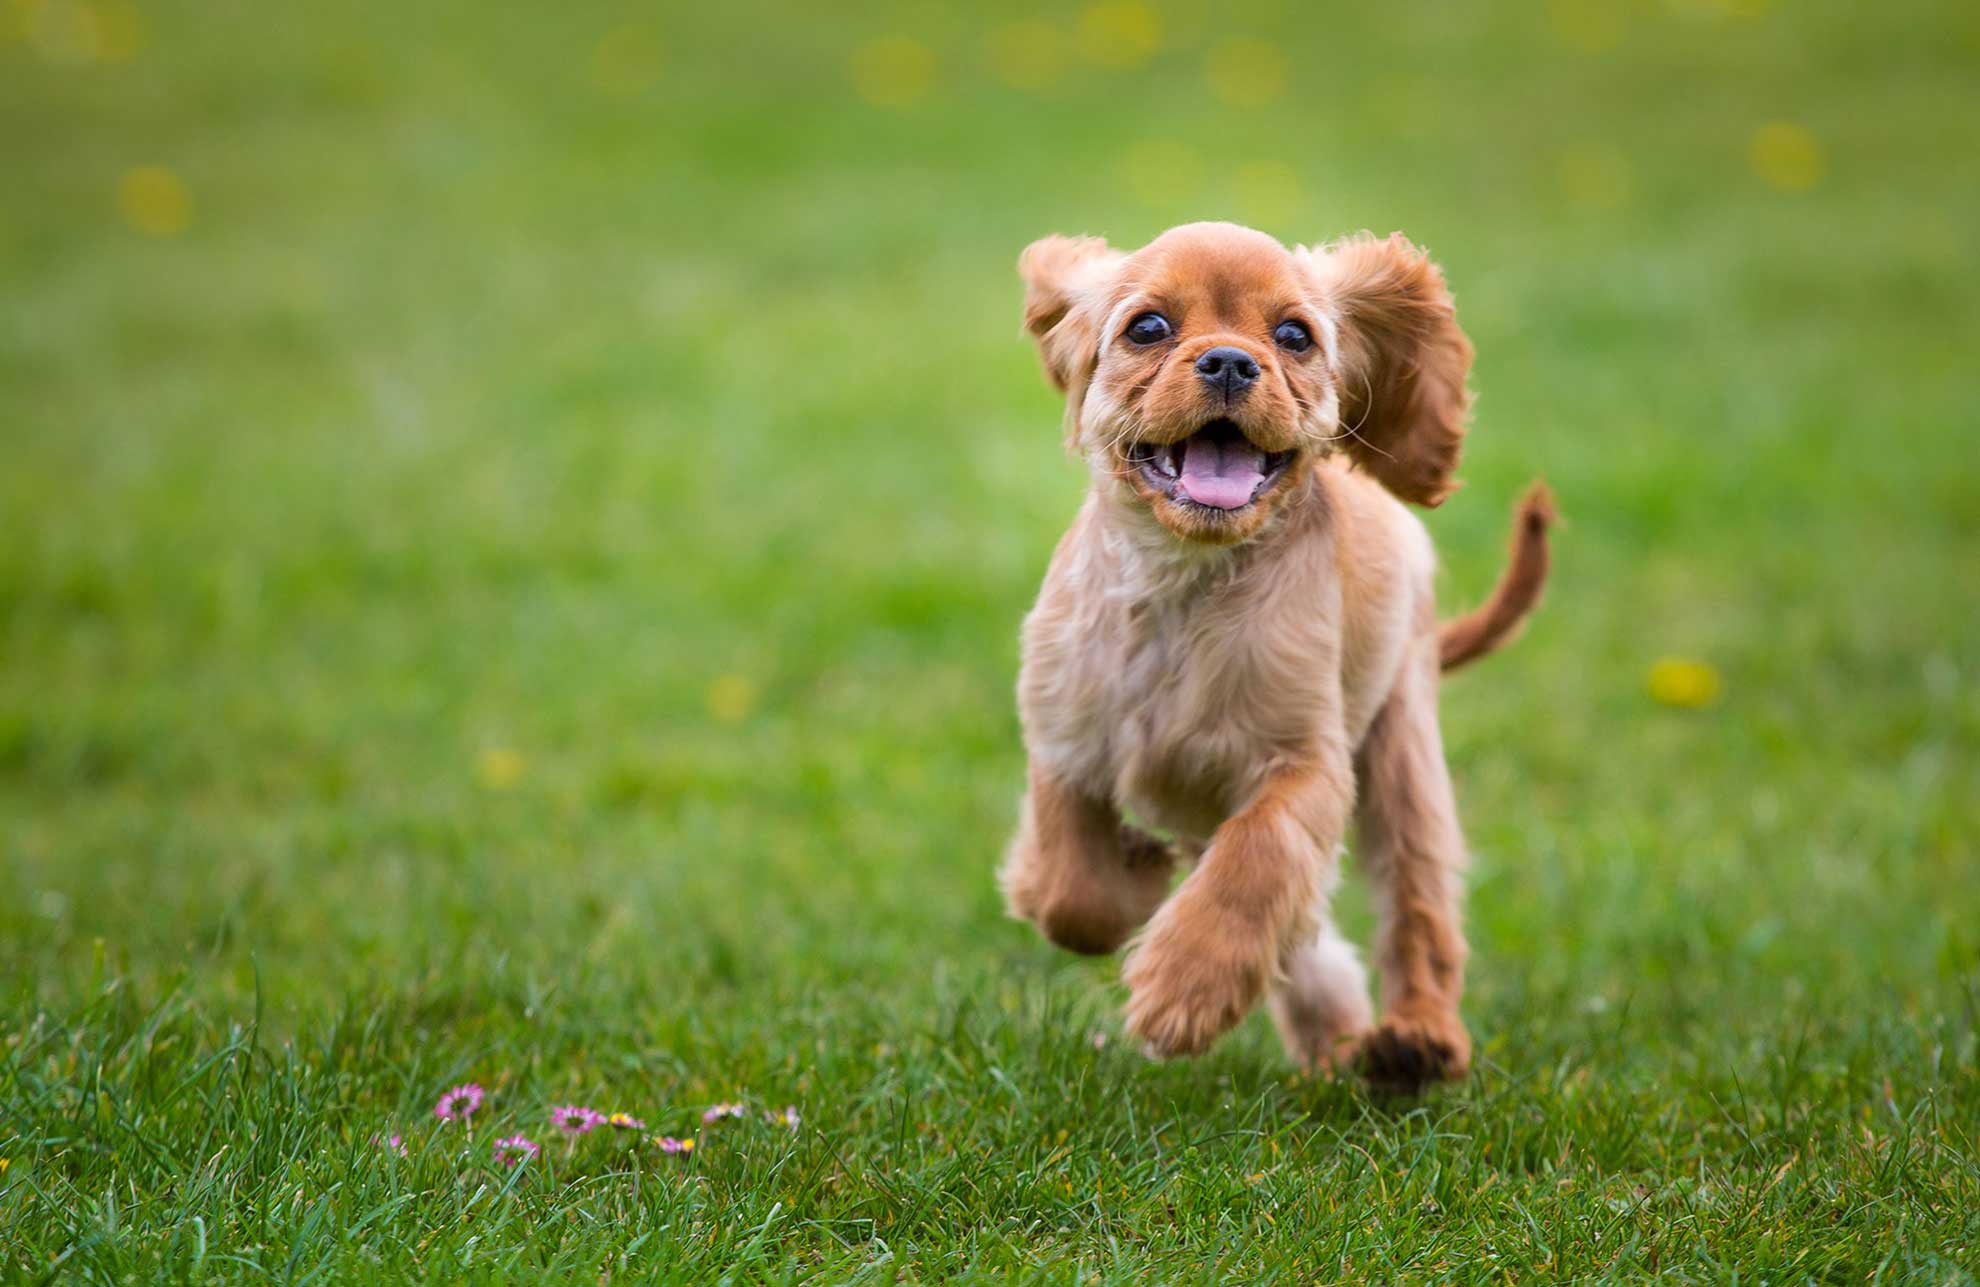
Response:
[1125, 312, 1172, 345]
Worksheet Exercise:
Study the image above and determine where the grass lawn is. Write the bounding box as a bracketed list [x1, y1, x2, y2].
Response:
[4, 0, 1978, 1280]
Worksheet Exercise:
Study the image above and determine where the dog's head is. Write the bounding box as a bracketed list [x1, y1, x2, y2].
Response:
[1020, 221, 1473, 544]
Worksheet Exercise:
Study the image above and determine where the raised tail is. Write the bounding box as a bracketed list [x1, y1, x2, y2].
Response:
[1439, 481, 1556, 672]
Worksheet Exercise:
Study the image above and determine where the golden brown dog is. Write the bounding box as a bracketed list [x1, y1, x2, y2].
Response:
[1000, 221, 1552, 1089]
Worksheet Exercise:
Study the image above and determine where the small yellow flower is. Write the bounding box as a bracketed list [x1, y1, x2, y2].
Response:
[0, 1156, 10, 1174]
[1748, 122, 1824, 192]
[1205, 37, 1287, 108]
[706, 673, 756, 724]
[117, 165, 192, 237]
[476, 747, 527, 789]
[848, 34, 935, 109]
[1077, 1, 1161, 69]
[1648, 657, 1721, 709]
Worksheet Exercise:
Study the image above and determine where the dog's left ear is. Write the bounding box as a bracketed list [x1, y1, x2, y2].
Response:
[1303, 233, 1474, 507]
[1018, 234, 1121, 395]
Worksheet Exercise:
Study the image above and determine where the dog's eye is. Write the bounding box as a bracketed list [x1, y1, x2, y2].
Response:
[1125, 312, 1172, 345]
[1273, 320, 1313, 352]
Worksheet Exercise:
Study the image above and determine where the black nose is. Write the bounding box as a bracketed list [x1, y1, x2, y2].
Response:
[1195, 346, 1261, 397]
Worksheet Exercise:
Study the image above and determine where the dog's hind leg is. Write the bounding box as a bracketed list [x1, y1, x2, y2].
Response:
[1001, 764, 1177, 956]
[1352, 642, 1474, 1090]
[1270, 913, 1374, 1073]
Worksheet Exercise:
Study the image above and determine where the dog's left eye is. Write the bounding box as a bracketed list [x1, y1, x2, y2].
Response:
[1273, 320, 1313, 352]
[1125, 312, 1172, 345]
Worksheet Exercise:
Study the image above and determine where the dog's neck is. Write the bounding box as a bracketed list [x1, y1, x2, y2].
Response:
[1084, 460, 1320, 606]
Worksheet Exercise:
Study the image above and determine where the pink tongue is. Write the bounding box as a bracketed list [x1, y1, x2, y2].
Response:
[1178, 435, 1267, 510]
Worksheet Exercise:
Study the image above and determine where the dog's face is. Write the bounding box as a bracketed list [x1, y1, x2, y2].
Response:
[1020, 221, 1474, 544]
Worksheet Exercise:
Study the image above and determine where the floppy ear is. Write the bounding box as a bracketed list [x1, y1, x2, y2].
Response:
[1018, 234, 1120, 394]
[1310, 233, 1474, 507]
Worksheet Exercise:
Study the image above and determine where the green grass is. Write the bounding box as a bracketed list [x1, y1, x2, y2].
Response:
[4, 0, 1979, 1280]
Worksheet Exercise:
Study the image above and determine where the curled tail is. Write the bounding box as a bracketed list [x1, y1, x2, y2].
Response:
[1439, 481, 1556, 672]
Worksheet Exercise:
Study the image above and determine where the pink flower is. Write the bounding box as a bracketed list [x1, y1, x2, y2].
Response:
[763, 1105, 800, 1131]
[550, 1105, 604, 1135]
[654, 1135, 695, 1154]
[702, 1101, 745, 1124]
[433, 1083, 485, 1122]
[374, 1133, 408, 1157]
[492, 1134, 539, 1167]
[605, 1111, 646, 1131]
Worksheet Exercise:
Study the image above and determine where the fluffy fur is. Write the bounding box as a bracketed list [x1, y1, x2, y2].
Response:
[1000, 221, 1552, 1089]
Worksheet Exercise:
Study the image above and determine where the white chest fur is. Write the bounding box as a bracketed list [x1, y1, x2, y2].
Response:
[1018, 498, 1349, 846]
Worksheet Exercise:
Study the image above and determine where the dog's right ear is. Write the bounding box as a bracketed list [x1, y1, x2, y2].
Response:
[1018, 235, 1121, 394]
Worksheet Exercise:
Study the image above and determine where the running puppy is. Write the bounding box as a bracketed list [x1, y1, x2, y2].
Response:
[1000, 221, 1552, 1089]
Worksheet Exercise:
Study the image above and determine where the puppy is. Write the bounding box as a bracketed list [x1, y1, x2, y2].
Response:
[999, 221, 1552, 1089]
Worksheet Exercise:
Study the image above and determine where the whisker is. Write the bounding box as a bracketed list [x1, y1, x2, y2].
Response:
[1308, 365, 1393, 459]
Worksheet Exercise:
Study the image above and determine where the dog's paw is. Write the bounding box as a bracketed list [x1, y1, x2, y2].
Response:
[1003, 831, 1176, 957]
[1275, 1019, 1370, 1078]
[1034, 901, 1138, 957]
[1269, 932, 1374, 1076]
[1353, 1012, 1472, 1093]
[1121, 905, 1269, 1059]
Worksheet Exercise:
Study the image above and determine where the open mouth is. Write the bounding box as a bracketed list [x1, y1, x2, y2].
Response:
[1125, 419, 1295, 512]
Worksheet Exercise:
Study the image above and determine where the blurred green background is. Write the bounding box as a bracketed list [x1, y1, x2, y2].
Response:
[2, 0, 1977, 1280]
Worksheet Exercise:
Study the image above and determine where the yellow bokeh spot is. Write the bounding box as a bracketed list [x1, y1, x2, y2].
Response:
[1547, 0, 1625, 53]
[0, 0, 30, 43]
[1748, 122, 1824, 192]
[988, 19, 1066, 92]
[591, 24, 662, 97]
[707, 673, 756, 724]
[1558, 143, 1633, 210]
[1233, 159, 1303, 227]
[1205, 37, 1287, 109]
[1118, 138, 1202, 209]
[116, 166, 192, 237]
[1648, 658, 1721, 709]
[476, 747, 527, 790]
[25, 0, 100, 62]
[1078, 1, 1162, 69]
[94, 0, 142, 61]
[848, 34, 935, 109]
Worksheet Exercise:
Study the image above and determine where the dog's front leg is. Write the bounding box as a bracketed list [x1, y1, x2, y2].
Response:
[1123, 756, 1352, 1058]
[1001, 763, 1178, 957]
